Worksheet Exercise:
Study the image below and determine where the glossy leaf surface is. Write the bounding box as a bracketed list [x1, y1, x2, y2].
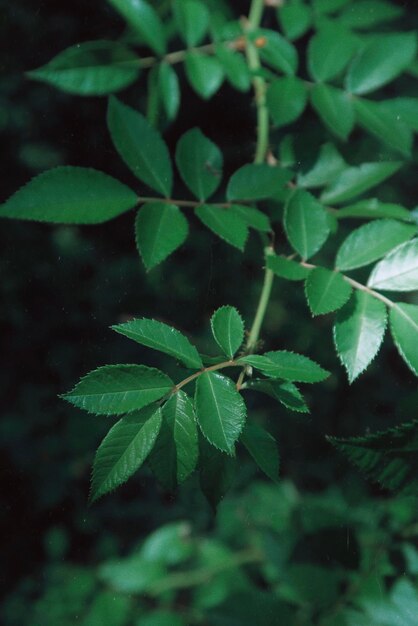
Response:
[305, 267, 352, 316]
[211, 306, 244, 359]
[175, 128, 223, 201]
[195, 372, 246, 453]
[368, 239, 418, 291]
[284, 189, 330, 259]
[0, 167, 137, 224]
[107, 97, 172, 196]
[63, 365, 172, 415]
[91, 405, 162, 501]
[336, 220, 416, 271]
[334, 292, 387, 382]
[112, 318, 202, 369]
[135, 203, 188, 269]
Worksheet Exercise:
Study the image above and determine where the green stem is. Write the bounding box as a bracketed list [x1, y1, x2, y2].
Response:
[246, 246, 275, 352]
[245, 0, 269, 164]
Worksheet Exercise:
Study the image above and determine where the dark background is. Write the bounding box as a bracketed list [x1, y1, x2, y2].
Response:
[1, 1, 418, 622]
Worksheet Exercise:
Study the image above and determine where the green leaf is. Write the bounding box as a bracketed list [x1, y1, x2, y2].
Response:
[298, 143, 347, 189]
[367, 239, 418, 292]
[310, 84, 354, 141]
[195, 205, 248, 251]
[108, 0, 166, 55]
[195, 372, 246, 453]
[215, 44, 251, 92]
[239, 351, 330, 383]
[333, 291, 387, 382]
[353, 98, 413, 158]
[135, 203, 188, 269]
[90, 404, 162, 501]
[336, 219, 416, 271]
[267, 77, 308, 128]
[229, 205, 271, 232]
[380, 98, 418, 134]
[307, 24, 356, 82]
[0, 167, 138, 224]
[312, 0, 350, 14]
[27, 40, 140, 96]
[336, 199, 413, 222]
[63, 365, 172, 415]
[284, 189, 330, 260]
[199, 437, 236, 509]
[305, 267, 352, 316]
[339, 0, 404, 30]
[240, 422, 280, 482]
[346, 33, 417, 95]
[328, 420, 418, 495]
[175, 128, 223, 201]
[267, 255, 311, 281]
[227, 164, 292, 201]
[252, 29, 298, 75]
[211, 306, 244, 359]
[247, 379, 309, 413]
[107, 97, 173, 196]
[112, 318, 203, 369]
[173, 0, 209, 47]
[185, 52, 224, 99]
[320, 162, 402, 205]
[159, 62, 180, 121]
[390, 303, 418, 376]
[148, 391, 198, 490]
[278, 0, 312, 41]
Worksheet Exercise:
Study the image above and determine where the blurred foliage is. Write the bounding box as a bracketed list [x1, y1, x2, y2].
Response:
[1, 0, 418, 624]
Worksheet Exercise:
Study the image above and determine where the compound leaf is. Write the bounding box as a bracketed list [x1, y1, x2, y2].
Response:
[248, 379, 309, 413]
[310, 84, 354, 141]
[135, 203, 188, 270]
[284, 189, 330, 259]
[305, 267, 352, 316]
[267, 255, 311, 281]
[251, 29, 298, 75]
[346, 33, 417, 95]
[367, 239, 418, 292]
[354, 98, 413, 158]
[112, 318, 202, 369]
[215, 44, 251, 92]
[91, 404, 162, 501]
[173, 0, 209, 47]
[195, 205, 248, 251]
[211, 306, 244, 359]
[199, 437, 236, 510]
[63, 365, 172, 415]
[107, 96, 172, 196]
[267, 77, 308, 128]
[159, 62, 180, 121]
[185, 52, 224, 99]
[334, 291, 387, 383]
[229, 205, 270, 232]
[108, 0, 166, 55]
[329, 420, 418, 495]
[241, 422, 280, 482]
[390, 303, 418, 376]
[227, 164, 292, 201]
[195, 372, 246, 454]
[0, 167, 137, 224]
[336, 219, 416, 271]
[307, 24, 356, 82]
[320, 162, 402, 205]
[239, 351, 329, 383]
[27, 40, 140, 95]
[175, 128, 223, 201]
[298, 143, 347, 189]
[148, 391, 198, 490]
